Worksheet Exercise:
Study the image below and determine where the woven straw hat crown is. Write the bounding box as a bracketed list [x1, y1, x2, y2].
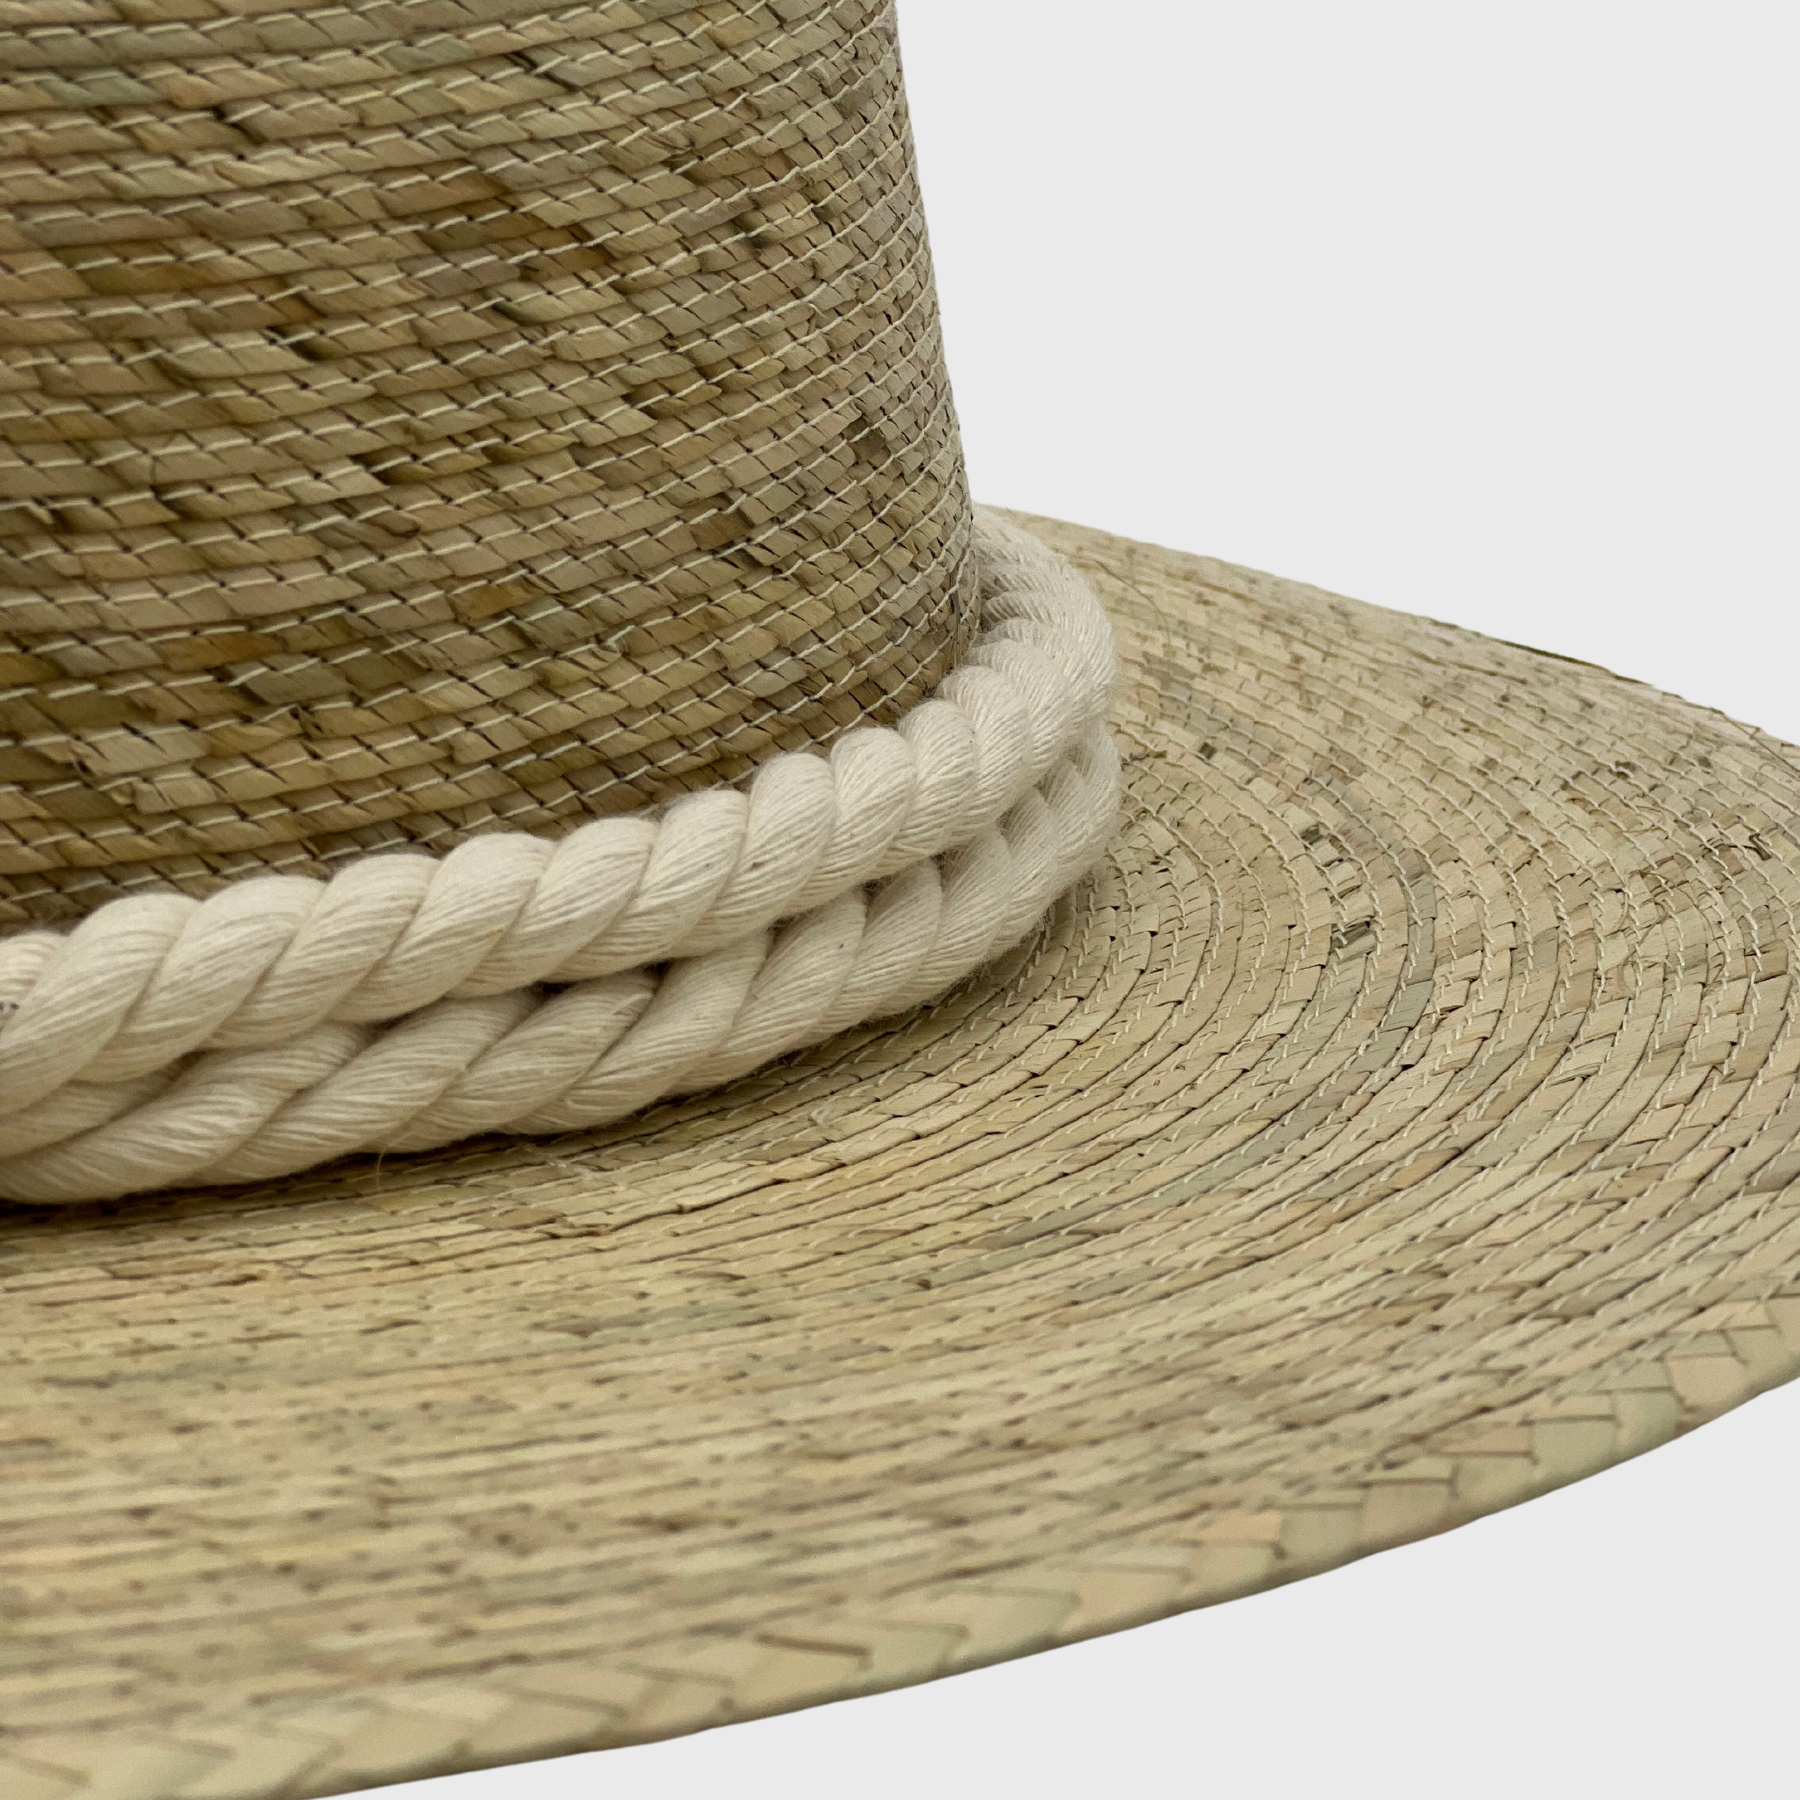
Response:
[0, 0, 975, 929]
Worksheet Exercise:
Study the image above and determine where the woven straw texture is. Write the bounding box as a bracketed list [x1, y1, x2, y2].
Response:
[0, 0, 974, 927]
[4, 512, 1800, 1799]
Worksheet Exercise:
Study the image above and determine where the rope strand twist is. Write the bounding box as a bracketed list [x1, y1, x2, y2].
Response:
[0, 515, 1120, 1203]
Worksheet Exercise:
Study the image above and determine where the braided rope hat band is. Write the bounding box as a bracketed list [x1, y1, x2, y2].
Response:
[5, 1, 1800, 1797]
[0, 514, 1120, 1200]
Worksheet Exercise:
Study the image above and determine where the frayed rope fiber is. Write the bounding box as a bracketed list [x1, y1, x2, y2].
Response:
[0, 514, 1120, 1203]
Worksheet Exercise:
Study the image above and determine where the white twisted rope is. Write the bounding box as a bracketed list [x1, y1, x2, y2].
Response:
[0, 515, 1119, 1203]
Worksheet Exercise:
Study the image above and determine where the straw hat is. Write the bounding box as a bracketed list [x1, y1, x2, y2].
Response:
[3, 1, 1798, 1794]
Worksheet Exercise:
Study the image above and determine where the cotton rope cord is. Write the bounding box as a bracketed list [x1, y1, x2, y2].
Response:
[0, 514, 1108, 1111]
[0, 731, 1116, 1203]
[0, 517, 1121, 1203]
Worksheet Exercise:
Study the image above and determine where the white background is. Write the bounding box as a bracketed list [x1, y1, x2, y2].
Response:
[391, 4, 1800, 1796]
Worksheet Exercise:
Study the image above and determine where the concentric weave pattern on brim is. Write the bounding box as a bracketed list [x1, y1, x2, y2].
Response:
[4, 511, 1800, 1799]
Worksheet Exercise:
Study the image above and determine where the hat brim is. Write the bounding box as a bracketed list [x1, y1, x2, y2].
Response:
[7, 510, 1800, 1798]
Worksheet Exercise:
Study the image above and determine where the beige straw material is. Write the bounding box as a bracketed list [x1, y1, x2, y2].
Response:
[5, 511, 1800, 1799]
[0, 0, 974, 926]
